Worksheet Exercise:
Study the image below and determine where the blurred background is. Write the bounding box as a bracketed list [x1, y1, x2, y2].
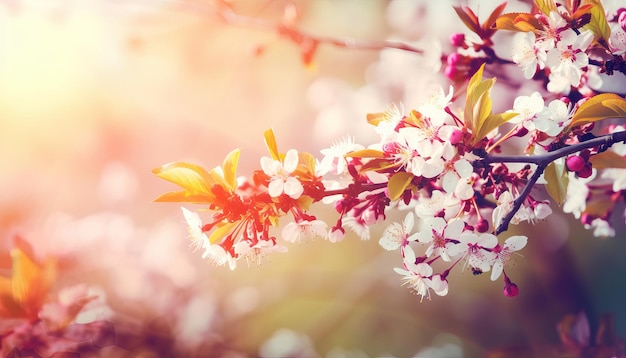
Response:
[1, 0, 625, 357]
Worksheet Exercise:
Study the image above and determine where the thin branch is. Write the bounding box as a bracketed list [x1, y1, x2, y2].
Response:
[481, 131, 626, 166]
[479, 130, 626, 235]
[215, 4, 423, 55]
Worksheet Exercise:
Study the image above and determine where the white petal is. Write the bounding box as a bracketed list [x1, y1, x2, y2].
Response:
[403, 212, 415, 232]
[281, 222, 300, 243]
[260, 156, 278, 176]
[444, 218, 465, 239]
[379, 235, 401, 251]
[504, 235, 528, 251]
[268, 179, 284, 197]
[283, 177, 304, 199]
[283, 149, 299, 173]
[490, 261, 504, 281]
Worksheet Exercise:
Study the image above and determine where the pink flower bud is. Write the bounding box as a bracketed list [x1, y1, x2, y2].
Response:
[576, 163, 593, 178]
[448, 128, 463, 144]
[565, 155, 586, 172]
[444, 65, 457, 80]
[449, 33, 465, 47]
[504, 282, 519, 297]
[475, 219, 489, 233]
[382, 141, 398, 155]
[446, 52, 461, 66]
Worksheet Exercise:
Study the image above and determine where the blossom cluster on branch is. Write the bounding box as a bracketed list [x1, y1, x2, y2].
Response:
[154, 0, 626, 300]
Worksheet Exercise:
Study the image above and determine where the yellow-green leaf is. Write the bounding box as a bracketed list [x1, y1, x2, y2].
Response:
[569, 93, 626, 129]
[264, 128, 280, 161]
[207, 222, 236, 244]
[388, 172, 414, 201]
[153, 191, 215, 203]
[474, 112, 518, 145]
[589, 150, 626, 169]
[345, 148, 385, 158]
[360, 159, 399, 172]
[222, 149, 241, 191]
[544, 161, 569, 206]
[534, 0, 556, 15]
[153, 162, 214, 194]
[585, 0, 611, 44]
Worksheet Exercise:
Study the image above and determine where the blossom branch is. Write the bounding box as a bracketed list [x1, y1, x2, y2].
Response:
[480, 129, 626, 234]
[214, 3, 424, 55]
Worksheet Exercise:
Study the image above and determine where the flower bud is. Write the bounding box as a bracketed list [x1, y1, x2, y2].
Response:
[449, 33, 465, 47]
[576, 163, 593, 178]
[444, 65, 457, 80]
[565, 155, 585, 172]
[447, 52, 461, 66]
[448, 127, 463, 144]
[504, 282, 519, 297]
[475, 219, 489, 233]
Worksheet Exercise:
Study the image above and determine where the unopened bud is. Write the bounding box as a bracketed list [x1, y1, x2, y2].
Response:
[576, 163, 593, 178]
[475, 219, 489, 233]
[448, 128, 463, 144]
[444, 65, 457, 80]
[504, 282, 519, 297]
[447, 52, 461, 66]
[565, 155, 586, 172]
[449, 33, 465, 47]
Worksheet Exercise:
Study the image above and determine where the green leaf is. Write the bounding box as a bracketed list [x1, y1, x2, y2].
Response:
[569, 93, 626, 129]
[534, 0, 557, 15]
[264, 128, 280, 161]
[465, 64, 505, 145]
[388, 172, 414, 201]
[585, 0, 611, 44]
[360, 159, 398, 173]
[589, 150, 626, 169]
[153, 162, 214, 194]
[474, 112, 518, 145]
[544, 161, 569, 206]
[222, 149, 241, 191]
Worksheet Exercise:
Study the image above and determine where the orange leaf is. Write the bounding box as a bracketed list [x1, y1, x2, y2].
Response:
[264, 129, 280, 161]
[11, 243, 56, 320]
[482, 2, 508, 35]
[453, 6, 482, 36]
[589, 150, 626, 169]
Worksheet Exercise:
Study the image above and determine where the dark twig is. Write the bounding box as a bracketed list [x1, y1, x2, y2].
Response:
[480, 130, 626, 234]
